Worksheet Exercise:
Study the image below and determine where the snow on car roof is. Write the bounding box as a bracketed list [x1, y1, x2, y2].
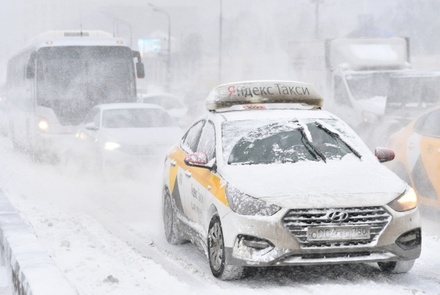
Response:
[205, 80, 323, 111]
[218, 108, 333, 122]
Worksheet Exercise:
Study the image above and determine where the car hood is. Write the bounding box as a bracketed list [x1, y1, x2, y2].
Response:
[220, 158, 407, 208]
[101, 127, 182, 146]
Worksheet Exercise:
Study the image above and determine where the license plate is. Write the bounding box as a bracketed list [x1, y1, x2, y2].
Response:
[307, 226, 370, 241]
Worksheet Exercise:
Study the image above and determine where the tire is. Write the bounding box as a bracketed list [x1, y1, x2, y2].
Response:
[378, 260, 415, 273]
[163, 189, 185, 245]
[207, 215, 244, 280]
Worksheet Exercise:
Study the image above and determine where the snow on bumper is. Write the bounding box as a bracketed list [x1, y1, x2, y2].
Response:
[220, 206, 421, 267]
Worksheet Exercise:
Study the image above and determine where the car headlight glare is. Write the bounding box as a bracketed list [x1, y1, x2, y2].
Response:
[388, 187, 418, 212]
[104, 142, 121, 151]
[38, 118, 49, 132]
[225, 185, 281, 216]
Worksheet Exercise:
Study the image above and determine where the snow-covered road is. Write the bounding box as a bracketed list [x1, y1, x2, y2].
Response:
[0, 135, 439, 295]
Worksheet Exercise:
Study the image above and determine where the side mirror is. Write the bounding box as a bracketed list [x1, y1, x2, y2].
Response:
[84, 122, 98, 131]
[133, 50, 145, 79]
[184, 152, 213, 169]
[136, 62, 145, 79]
[375, 147, 395, 163]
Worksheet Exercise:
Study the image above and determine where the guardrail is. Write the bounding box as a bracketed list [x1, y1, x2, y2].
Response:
[0, 189, 78, 295]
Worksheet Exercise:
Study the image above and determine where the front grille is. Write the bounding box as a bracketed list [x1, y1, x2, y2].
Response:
[297, 251, 372, 260]
[282, 207, 392, 249]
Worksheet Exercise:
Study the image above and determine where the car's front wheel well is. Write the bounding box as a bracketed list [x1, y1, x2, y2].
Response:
[205, 205, 219, 231]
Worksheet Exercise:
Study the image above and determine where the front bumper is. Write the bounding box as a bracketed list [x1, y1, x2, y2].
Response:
[101, 147, 165, 175]
[220, 206, 421, 267]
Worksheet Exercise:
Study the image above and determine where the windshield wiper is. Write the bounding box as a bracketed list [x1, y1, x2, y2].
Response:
[315, 121, 362, 159]
[297, 125, 326, 162]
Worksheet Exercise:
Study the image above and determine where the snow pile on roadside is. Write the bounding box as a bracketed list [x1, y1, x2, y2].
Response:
[9, 196, 195, 295]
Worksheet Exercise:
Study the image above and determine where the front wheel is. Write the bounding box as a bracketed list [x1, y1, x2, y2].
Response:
[163, 189, 185, 245]
[207, 215, 243, 280]
[378, 260, 415, 273]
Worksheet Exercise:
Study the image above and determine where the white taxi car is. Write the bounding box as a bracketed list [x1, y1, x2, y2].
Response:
[162, 81, 421, 280]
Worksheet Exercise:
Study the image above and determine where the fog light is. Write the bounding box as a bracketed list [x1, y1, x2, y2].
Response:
[238, 235, 273, 250]
[233, 235, 277, 263]
[396, 228, 421, 250]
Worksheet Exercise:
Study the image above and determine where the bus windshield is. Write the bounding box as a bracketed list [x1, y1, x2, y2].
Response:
[36, 46, 136, 125]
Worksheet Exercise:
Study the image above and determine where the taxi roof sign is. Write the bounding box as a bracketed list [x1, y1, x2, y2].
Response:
[206, 81, 323, 111]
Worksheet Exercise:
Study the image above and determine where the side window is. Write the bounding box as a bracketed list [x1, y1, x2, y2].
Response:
[181, 120, 205, 153]
[415, 110, 440, 137]
[197, 121, 216, 161]
[83, 108, 100, 127]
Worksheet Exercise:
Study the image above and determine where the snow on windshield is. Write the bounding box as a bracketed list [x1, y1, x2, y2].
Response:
[222, 117, 370, 165]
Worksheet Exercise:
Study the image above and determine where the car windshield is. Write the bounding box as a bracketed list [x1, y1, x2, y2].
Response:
[102, 108, 176, 128]
[224, 119, 360, 165]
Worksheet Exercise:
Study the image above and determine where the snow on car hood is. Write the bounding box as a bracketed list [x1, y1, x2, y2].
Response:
[220, 157, 407, 208]
[101, 127, 182, 146]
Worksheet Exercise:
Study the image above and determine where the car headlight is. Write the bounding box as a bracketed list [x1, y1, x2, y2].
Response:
[38, 118, 49, 132]
[225, 185, 281, 216]
[388, 187, 418, 212]
[104, 142, 121, 151]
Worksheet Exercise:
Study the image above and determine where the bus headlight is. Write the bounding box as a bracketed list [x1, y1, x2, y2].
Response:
[38, 118, 49, 132]
[104, 142, 121, 151]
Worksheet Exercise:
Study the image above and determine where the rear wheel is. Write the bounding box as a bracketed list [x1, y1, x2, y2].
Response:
[163, 189, 185, 245]
[378, 260, 415, 273]
[207, 215, 243, 280]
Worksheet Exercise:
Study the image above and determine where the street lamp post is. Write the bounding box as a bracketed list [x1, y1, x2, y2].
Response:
[218, 0, 223, 84]
[99, 12, 133, 46]
[311, 0, 324, 39]
[149, 3, 171, 91]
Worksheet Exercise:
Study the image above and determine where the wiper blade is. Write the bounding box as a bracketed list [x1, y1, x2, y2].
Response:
[315, 121, 362, 159]
[298, 125, 326, 162]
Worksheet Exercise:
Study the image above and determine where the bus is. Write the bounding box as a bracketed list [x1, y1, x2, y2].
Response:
[6, 30, 145, 161]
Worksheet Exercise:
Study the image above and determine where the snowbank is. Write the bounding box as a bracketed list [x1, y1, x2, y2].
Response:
[0, 189, 78, 295]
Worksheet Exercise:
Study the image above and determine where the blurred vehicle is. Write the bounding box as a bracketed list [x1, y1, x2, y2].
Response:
[162, 80, 421, 280]
[388, 105, 440, 210]
[294, 38, 440, 147]
[68, 103, 182, 177]
[6, 30, 144, 161]
[138, 93, 188, 124]
[0, 94, 8, 136]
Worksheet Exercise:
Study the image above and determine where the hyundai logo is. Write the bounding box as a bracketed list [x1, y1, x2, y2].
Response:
[327, 211, 350, 222]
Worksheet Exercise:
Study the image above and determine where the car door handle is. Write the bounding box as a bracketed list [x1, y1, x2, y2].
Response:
[170, 159, 176, 167]
[185, 170, 192, 177]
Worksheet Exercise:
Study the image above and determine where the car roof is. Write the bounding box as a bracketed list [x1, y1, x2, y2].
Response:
[208, 108, 336, 124]
[140, 93, 182, 99]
